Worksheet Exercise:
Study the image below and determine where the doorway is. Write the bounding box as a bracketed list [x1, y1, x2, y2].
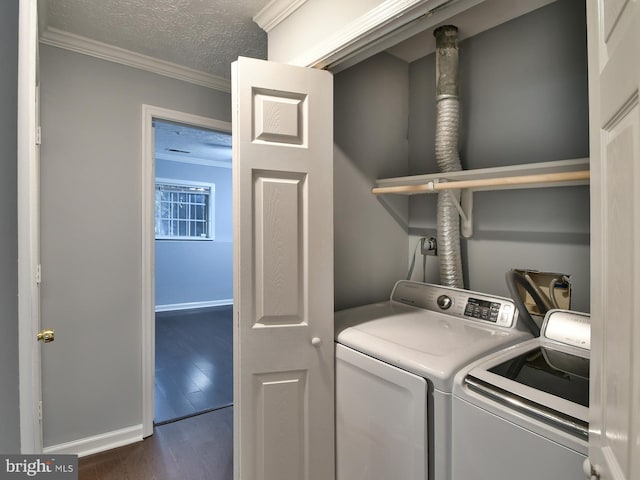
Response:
[141, 106, 233, 435]
[152, 119, 233, 425]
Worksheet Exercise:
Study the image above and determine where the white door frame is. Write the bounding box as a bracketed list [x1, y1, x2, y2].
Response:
[17, 0, 42, 454]
[140, 105, 232, 436]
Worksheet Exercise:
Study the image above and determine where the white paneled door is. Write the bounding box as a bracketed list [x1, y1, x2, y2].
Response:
[232, 57, 334, 480]
[587, 1, 640, 479]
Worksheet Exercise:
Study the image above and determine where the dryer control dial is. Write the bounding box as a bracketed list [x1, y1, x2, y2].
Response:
[437, 295, 452, 310]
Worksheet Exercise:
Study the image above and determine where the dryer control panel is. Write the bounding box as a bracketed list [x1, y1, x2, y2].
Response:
[391, 280, 518, 328]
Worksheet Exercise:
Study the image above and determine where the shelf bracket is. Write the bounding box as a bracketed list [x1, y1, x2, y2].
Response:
[444, 188, 473, 238]
[460, 189, 473, 238]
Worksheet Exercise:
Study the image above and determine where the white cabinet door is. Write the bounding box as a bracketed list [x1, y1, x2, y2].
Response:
[232, 57, 334, 480]
[587, 1, 640, 479]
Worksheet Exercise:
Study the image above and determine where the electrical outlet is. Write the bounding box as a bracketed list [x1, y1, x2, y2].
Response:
[421, 237, 437, 256]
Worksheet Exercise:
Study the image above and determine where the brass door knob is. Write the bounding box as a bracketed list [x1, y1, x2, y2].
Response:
[37, 329, 55, 343]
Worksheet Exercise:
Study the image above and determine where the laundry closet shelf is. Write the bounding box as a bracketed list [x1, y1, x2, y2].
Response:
[372, 158, 590, 238]
[372, 158, 590, 195]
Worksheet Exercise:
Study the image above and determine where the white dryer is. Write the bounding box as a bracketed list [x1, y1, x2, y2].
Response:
[335, 280, 533, 480]
[451, 309, 590, 480]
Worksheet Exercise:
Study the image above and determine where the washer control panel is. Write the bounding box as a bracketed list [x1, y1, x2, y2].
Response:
[543, 310, 590, 350]
[391, 280, 517, 328]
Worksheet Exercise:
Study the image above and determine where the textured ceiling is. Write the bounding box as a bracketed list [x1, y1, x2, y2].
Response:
[40, 0, 268, 157]
[154, 120, 232, 163]
[40, 0, 269, 80]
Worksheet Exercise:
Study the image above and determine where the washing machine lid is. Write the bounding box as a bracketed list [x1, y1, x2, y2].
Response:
[458, 310, 591, 437]
[335, 300, 531, 393]
[462, 340, 589, 438]
[484, 345, 589, 406]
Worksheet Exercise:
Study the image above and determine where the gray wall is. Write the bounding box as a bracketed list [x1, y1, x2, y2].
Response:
[334, 53, 410, 310]
[333, 0, 590, 312]
[39, 44, 231, 448]
[155, 159, 232, 307]
[407, 0, 591, 311]
[0, 0, 21, 453]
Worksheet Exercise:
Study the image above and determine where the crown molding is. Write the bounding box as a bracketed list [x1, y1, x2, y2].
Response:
[39, 27, 231, 93]
[288, 0, 450, 69]
[291, 0, 553, 72]
[253, 0, 307, 32]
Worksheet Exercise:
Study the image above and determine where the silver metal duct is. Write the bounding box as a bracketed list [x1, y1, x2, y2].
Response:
[434, 25, 464, 288]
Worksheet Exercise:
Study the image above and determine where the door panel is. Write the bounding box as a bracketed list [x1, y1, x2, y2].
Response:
[601, 103, 637, 478]
[232, 57, 334, 480]
[588, 0, 640, 478]
[254, 370, 307, 480]
[253, 171, 306, 325]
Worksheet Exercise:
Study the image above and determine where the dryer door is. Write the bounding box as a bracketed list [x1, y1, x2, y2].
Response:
[336, 343, 427, 480]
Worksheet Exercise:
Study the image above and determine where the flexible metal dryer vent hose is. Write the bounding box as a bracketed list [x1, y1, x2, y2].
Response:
[434, 25, 464, 288]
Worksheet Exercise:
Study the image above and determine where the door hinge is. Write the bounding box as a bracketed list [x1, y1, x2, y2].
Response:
[38, 400, 42, 421]
[35, 264, 42, 285]
[35, 126, 41, 146]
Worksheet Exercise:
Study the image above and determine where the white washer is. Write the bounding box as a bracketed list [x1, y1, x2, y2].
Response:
[335, 280, 533, 480]
[451, 309, 590, 480]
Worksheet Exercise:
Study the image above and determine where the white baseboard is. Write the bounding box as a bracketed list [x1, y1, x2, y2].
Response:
[155, 299, 233, 312]
[43, 424, 143, 458]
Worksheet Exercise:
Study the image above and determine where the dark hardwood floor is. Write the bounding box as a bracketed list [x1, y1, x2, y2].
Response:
[79, 307, 234, 479]
[155, 306, 233, 424]
[79, 407, 233, 480]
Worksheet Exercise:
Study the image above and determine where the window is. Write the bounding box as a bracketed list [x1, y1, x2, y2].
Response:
[155, 179, 215, 240]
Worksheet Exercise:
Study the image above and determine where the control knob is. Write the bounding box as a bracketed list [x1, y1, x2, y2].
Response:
[437, 295, 452, 310]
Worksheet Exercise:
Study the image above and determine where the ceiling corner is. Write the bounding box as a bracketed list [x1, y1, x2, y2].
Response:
[253, 0, 308, 33]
